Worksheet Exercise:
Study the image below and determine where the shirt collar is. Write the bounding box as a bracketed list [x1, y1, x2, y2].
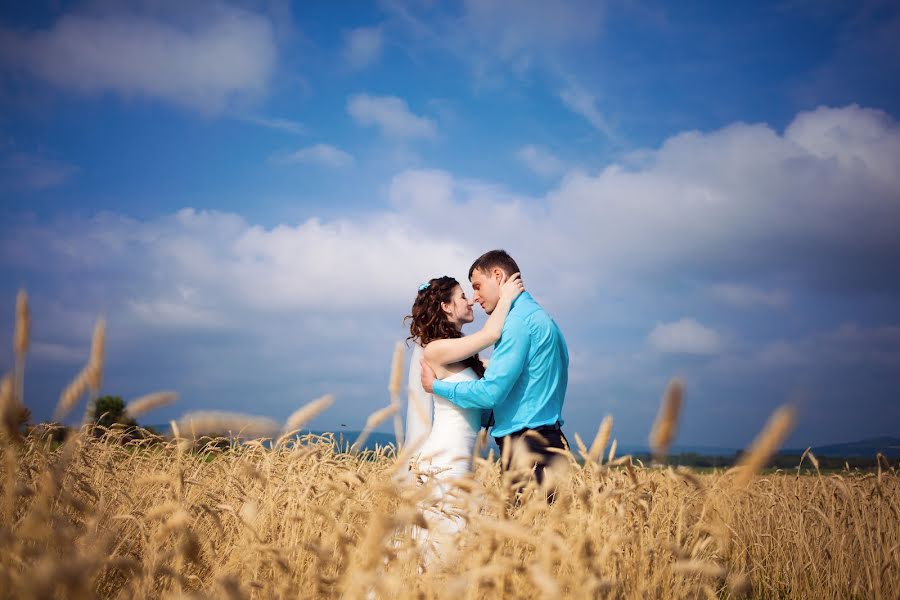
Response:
[510, 291, 532, 310]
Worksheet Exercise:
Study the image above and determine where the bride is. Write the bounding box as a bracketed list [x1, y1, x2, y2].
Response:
[403, 272, 524, 563]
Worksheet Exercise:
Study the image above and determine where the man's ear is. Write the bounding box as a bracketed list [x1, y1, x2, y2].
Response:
[492, 267, 505, 283]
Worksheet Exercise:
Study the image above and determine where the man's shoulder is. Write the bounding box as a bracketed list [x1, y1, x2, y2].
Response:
[525, 308, 557, 332]
[520, 302, 566, 341]
[514, 295, 551, 322]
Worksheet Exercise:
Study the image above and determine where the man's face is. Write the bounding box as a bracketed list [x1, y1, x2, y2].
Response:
[470, 268, 503, 314]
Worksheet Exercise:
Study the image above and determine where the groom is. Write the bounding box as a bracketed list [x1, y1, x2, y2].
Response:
[420, 249, 569, 489]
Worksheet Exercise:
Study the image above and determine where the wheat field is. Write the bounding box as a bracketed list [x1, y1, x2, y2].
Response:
[1, 296, 899, 599]
[1, 421, 898, 599]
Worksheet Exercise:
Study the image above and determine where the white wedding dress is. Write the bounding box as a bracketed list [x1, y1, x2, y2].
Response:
[405, 344, 482, 565]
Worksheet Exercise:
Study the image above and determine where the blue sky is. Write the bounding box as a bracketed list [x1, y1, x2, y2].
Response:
[1, 0, 899, 448]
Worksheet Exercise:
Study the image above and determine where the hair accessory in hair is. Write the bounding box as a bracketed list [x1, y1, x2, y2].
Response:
[418, 282, 430, 291]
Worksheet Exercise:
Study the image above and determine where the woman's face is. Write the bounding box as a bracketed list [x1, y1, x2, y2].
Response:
[442, 284, 475, 327]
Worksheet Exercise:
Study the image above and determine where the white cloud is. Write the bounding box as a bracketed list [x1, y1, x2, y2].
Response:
[539, 105, 900, 288]
[1, 208, 471, 323]
[4, 104, 900, 436]
[239, 115, 305, 135]
[6, 105, 899, 308]
[559, 82, 614, 138]
[384, 1, 605, 85]
[343, 26, 384, 70]
[388, 168, 455, 212]
[464, 0, 603, 50]
[648, 318, 723, 355]
[785, 104, 900, 189]
[709, 283, 790, 309]
[753, 323, 900, 370]
[347, 94, 437, 139]
[129, 298, 228, 330]
[516, 145, 565, 177]
[460, 0, 604, 69]
[275, 144, 355, 168]
[0, 8, 276, 113]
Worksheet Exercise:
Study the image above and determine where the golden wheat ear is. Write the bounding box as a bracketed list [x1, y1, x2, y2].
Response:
[588, 415, 612, 466]
[351, 404, 398, 453]
[124, 391, 178, 419]
[649, 378, 684, 462]
[732, 404, 796, 488]
[176, 411, 279, 440]
[13, 290, 30, 405]
[277, 394, 335, 447]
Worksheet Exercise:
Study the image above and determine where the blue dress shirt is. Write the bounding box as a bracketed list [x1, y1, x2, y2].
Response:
[432, 292, 569, 438]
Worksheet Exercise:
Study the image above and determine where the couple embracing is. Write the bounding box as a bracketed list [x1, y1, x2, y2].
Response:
[404, 249, 569, 560]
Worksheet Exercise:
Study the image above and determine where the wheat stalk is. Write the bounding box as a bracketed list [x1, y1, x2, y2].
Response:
[733, 404, 796, 487]
[54, 366, 91, 421]
[176, 411, 279, 439]
[649, 378, 684, 460]
[351, 404, 398, 453]
[14, 289, 30, 357]
[0, 375, 18, 440]
[588, 415, 613, 465]
[124, 391, 179, 418]
[13, 290, 30, 408]
[86, 318, 105, 392]
[277, 394, 335, 446]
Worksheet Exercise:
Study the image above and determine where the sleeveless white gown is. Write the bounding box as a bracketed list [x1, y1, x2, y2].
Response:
[405, 344, 481, 565]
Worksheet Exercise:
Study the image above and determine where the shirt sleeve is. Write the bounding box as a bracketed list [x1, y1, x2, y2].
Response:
[432, 317, 530, 409]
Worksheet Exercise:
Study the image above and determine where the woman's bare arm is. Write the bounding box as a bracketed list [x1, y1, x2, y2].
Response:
[424, 273, 524, 368]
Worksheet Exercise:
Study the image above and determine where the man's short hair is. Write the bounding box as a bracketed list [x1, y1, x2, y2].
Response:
[468, 249, 521, 280]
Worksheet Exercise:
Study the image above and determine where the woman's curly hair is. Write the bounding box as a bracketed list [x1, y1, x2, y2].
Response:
[405, 276, 485, 378]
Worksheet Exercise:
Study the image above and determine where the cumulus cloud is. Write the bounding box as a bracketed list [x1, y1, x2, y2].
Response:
[343, 26, 384, 70]
[6, 104, 898, 323]
[516, 145, 565, 177]
[0, 208, 470, 320]
[709, 283, 790, 309]
[541, 105, 900, 290]
[274, 144, 355, 168]
[347, 94, 437, 139]
[3, 104, 900, 439]
[648, 318, 724, 355]
[0, 8, 277, 113]
[380, 105, 900, 297]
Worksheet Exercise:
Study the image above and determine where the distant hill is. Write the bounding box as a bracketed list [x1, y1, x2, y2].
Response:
[787, 436, 900, 459]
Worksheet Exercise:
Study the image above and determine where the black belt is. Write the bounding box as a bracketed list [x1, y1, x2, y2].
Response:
[506, 422, 562, 436]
